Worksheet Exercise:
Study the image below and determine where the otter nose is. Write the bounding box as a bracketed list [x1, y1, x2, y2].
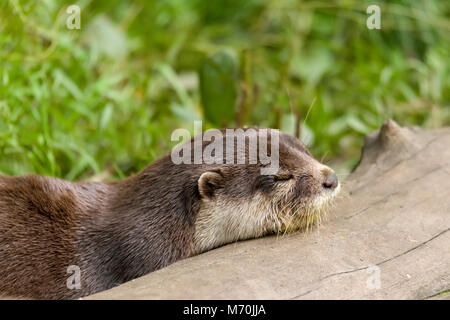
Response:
[323, 172, 338, 190]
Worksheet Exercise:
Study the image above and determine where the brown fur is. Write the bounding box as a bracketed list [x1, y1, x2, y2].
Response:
[0, 129, 338, 299]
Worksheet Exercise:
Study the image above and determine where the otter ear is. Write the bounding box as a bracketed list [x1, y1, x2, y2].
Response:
[198, 171, 223, 199]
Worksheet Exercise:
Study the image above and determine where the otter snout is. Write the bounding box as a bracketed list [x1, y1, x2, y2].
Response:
[322, 171, 339, 190]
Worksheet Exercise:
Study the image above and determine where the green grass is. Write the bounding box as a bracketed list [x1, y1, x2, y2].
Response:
[0, 0, 449, 180]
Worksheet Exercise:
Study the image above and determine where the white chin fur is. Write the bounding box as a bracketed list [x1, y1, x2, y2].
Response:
[193, 184, 341, 254]
[279, 182, 341, 233]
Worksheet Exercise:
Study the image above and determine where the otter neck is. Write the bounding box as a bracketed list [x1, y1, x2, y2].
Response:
[91, 167, 198, 285]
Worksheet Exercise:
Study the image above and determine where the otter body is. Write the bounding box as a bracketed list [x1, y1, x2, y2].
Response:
[0, 129, 339, 299]
[0, 158, 196, 299]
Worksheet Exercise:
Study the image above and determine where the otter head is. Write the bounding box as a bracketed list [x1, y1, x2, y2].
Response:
[185, 128, 340, 253]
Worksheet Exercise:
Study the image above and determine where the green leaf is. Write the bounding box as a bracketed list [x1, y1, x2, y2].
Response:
[82, 15, 129, 60]
[199, 49, 239, 126]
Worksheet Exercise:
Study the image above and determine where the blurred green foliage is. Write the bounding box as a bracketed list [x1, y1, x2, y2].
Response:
[199, 49, 239, 126]
[0, 0, 449, 180]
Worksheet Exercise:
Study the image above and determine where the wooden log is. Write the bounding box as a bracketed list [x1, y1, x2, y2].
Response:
[87, 120, 450, 300]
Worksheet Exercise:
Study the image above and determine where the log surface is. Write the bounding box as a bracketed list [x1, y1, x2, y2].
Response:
[87, 120, 450, 300]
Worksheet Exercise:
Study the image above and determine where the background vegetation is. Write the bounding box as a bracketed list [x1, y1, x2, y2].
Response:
[1, 0, 449, 180]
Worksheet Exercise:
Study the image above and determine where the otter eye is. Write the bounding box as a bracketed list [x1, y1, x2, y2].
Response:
[274, 174, 293, 181]
[253, 173, 292, 194]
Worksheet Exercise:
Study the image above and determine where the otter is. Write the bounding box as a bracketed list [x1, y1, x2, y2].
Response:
[0, 129, 339, 299]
